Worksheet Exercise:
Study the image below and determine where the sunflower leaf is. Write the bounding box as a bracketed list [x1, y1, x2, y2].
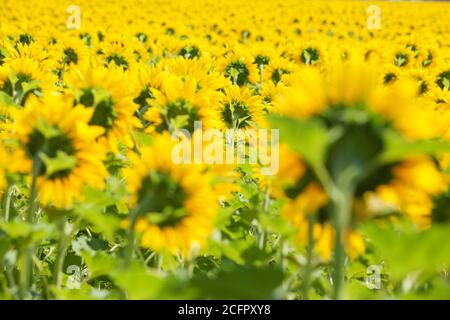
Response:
[379, 130, 450, 164]
[268, 114, 329, 168]
[39, 150, 77, 177]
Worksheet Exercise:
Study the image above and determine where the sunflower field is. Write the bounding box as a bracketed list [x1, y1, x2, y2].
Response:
[0, 0, 450, 301]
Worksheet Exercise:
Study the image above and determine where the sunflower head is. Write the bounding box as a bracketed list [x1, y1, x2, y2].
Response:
[219, 51, 259, 86]
[221, 85, 265, 129]
[0, 57, 56, 106]
[65, 65, 141, 152]
[12, 94, 108, 208]
[124, 133, 218, 257]
[149, 73, 222, 134]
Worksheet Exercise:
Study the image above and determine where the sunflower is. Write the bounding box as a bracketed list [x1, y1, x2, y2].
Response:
[366, 157, 449, 229]
[131, 64, 165, 133]
[403, 68, 434, 95]
[427, 85, 450, 104]
[250, 43, 275, 70]
[148, 73, 223, 133]
[217, 50, 259, 86]
[97, 40, 137, 71]
[275, 58, 439, 140]
[390, 44, 415, 68]
[64, 64, 141, 152]
[434, 62, 450, 91]
[123, 133, 218, 258]
[10, 94, 108, 208]
[162, 56, 228, 91]
[263, 56, 298, 85]
[7, 41, 59, 71]
[220, 85, 266, 129]
[54, 36, 90, 69]
[292, 41, 325, 67]
[0, 57, 56, 107]
[380, 64, 402, 85]
[272, 67, 328, 119]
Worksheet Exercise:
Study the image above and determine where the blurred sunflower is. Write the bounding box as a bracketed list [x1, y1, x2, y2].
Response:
[0, 57, 56, 107]
[217, 50, 259, 86]
[123, 133, 218, 258]
[148, 73, 223, 133]
[65, 64, 141, 152]
[7, 41, 59, 71]
[364, 157, 449, 229]
[220, 85, 266, 129]
[263, 56, 298, 85]
[10, 94, 108, 208]
[98, 40, 137, 71]
[55, 36, 90, 69]
[131, 64, 164, 133]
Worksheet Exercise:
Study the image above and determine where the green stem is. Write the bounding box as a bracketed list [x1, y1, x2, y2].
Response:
[3, 185, 13, 222]
[52, 218, 68, 288]
[301, 214, 315, 300]
[20, 158, 39, 299]
[331, 190, 351, 300]
[124, 207, 140, 267]
[311, 164, 353, 299]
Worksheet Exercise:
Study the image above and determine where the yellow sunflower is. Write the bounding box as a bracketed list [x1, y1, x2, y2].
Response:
[54, 36, 91, 69]
[0, 57, 56, 107]
[97, 40, 137, 71]
[123, 133, 219, 258]
[366, 157, 449, 229]
[220, 85, 266, 129]
[148, 73, 223, 133]
[131, 64, 165, 133]
[216, 50, 259, 86]
[263, 56, 298, 85]
[403, 68, 434, 96]
[10, 94, 108, 208]
[64, 64, 141, 152]
[7, 41, 59, 71]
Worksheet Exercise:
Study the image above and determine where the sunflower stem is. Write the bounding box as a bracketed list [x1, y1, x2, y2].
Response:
[2, 185, 13, 222]
[124, 207, 139, 267]
[331, 189, 351, 300]
[20, 158, 40, 299]
[311, 164, 352, 299]
[52, 218, 68, 288]
[301, 214, 315, 300]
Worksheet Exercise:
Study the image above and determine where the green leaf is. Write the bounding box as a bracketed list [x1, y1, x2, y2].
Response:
[133, 131, 153, 146]
[171, 114, 190, 130]
[39, 151, 77, 178]
[82, 251, 195, 299]
[0, 220, 54, 242]
[92, 87, 112, 106]
[21, 80, 41, 94]
[82, 251, 118, 279]
[74, 188, 120, 240]
[35, 118, 62, 139]
[364, 223, 450, 278]
[191, 263, 285, 299]
[268, 115, 329, 167]
[380, 131, 450, 164]
[0, 92, 14, 106]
